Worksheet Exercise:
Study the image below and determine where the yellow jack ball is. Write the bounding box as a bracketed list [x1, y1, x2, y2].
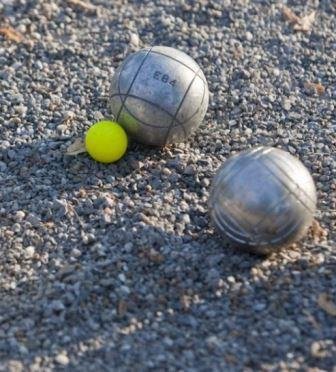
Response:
[85, 120, 128, 163]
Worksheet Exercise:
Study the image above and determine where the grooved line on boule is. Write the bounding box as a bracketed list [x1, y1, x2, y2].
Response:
[179, 76, 207, 131]
[261, 157, 316, 213]
[163, 69, 201, 145]
[212, 207, 251, 244]
[111, 82, 206, 131]
[212, 147, 268, 197]
[110, 93, 182, 128]
[116, 47, 153, 122]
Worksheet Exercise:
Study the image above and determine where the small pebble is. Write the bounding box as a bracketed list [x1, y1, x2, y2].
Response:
[25, 246, 35, 259]
[55, 353, 70, 366]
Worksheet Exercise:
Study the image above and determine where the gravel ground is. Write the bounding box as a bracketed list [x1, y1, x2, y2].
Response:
[0, 0, 335, 370]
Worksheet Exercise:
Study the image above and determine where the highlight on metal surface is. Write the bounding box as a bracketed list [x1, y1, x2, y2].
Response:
[109, 46, 209, 146]
[208, 147, 317, 254]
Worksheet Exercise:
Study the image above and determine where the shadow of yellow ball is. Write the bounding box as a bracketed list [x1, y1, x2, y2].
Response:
[85, 120, 128, 163]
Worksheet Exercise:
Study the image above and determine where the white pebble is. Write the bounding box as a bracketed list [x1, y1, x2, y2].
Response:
[71, 248, 82, 257]
[15, 210, 25, 221]
[55, 353, 69, 365]
[25, 246, 35, 258]
[129, 32, 140, 48]
[282, 98, 291, 111]
[246, 31, 253, 41]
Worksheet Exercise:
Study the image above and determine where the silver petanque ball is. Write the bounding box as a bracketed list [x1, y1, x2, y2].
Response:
[208, 147, 317, 255]
[109, 46, 209, 146]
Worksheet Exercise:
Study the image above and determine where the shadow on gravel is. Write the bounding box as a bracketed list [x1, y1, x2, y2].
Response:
[58, 248, 335, 370]
[1, 138, 165, 181]
[1, 141, 334, 370]
[1, 216, 334, 370]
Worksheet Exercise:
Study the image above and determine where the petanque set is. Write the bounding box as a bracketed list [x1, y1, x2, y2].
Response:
[85, 45, 316, 255]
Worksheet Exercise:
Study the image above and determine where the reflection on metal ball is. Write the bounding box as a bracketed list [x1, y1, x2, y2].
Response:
[208, 147, 317, 255]
[109, 46, 209, 146]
